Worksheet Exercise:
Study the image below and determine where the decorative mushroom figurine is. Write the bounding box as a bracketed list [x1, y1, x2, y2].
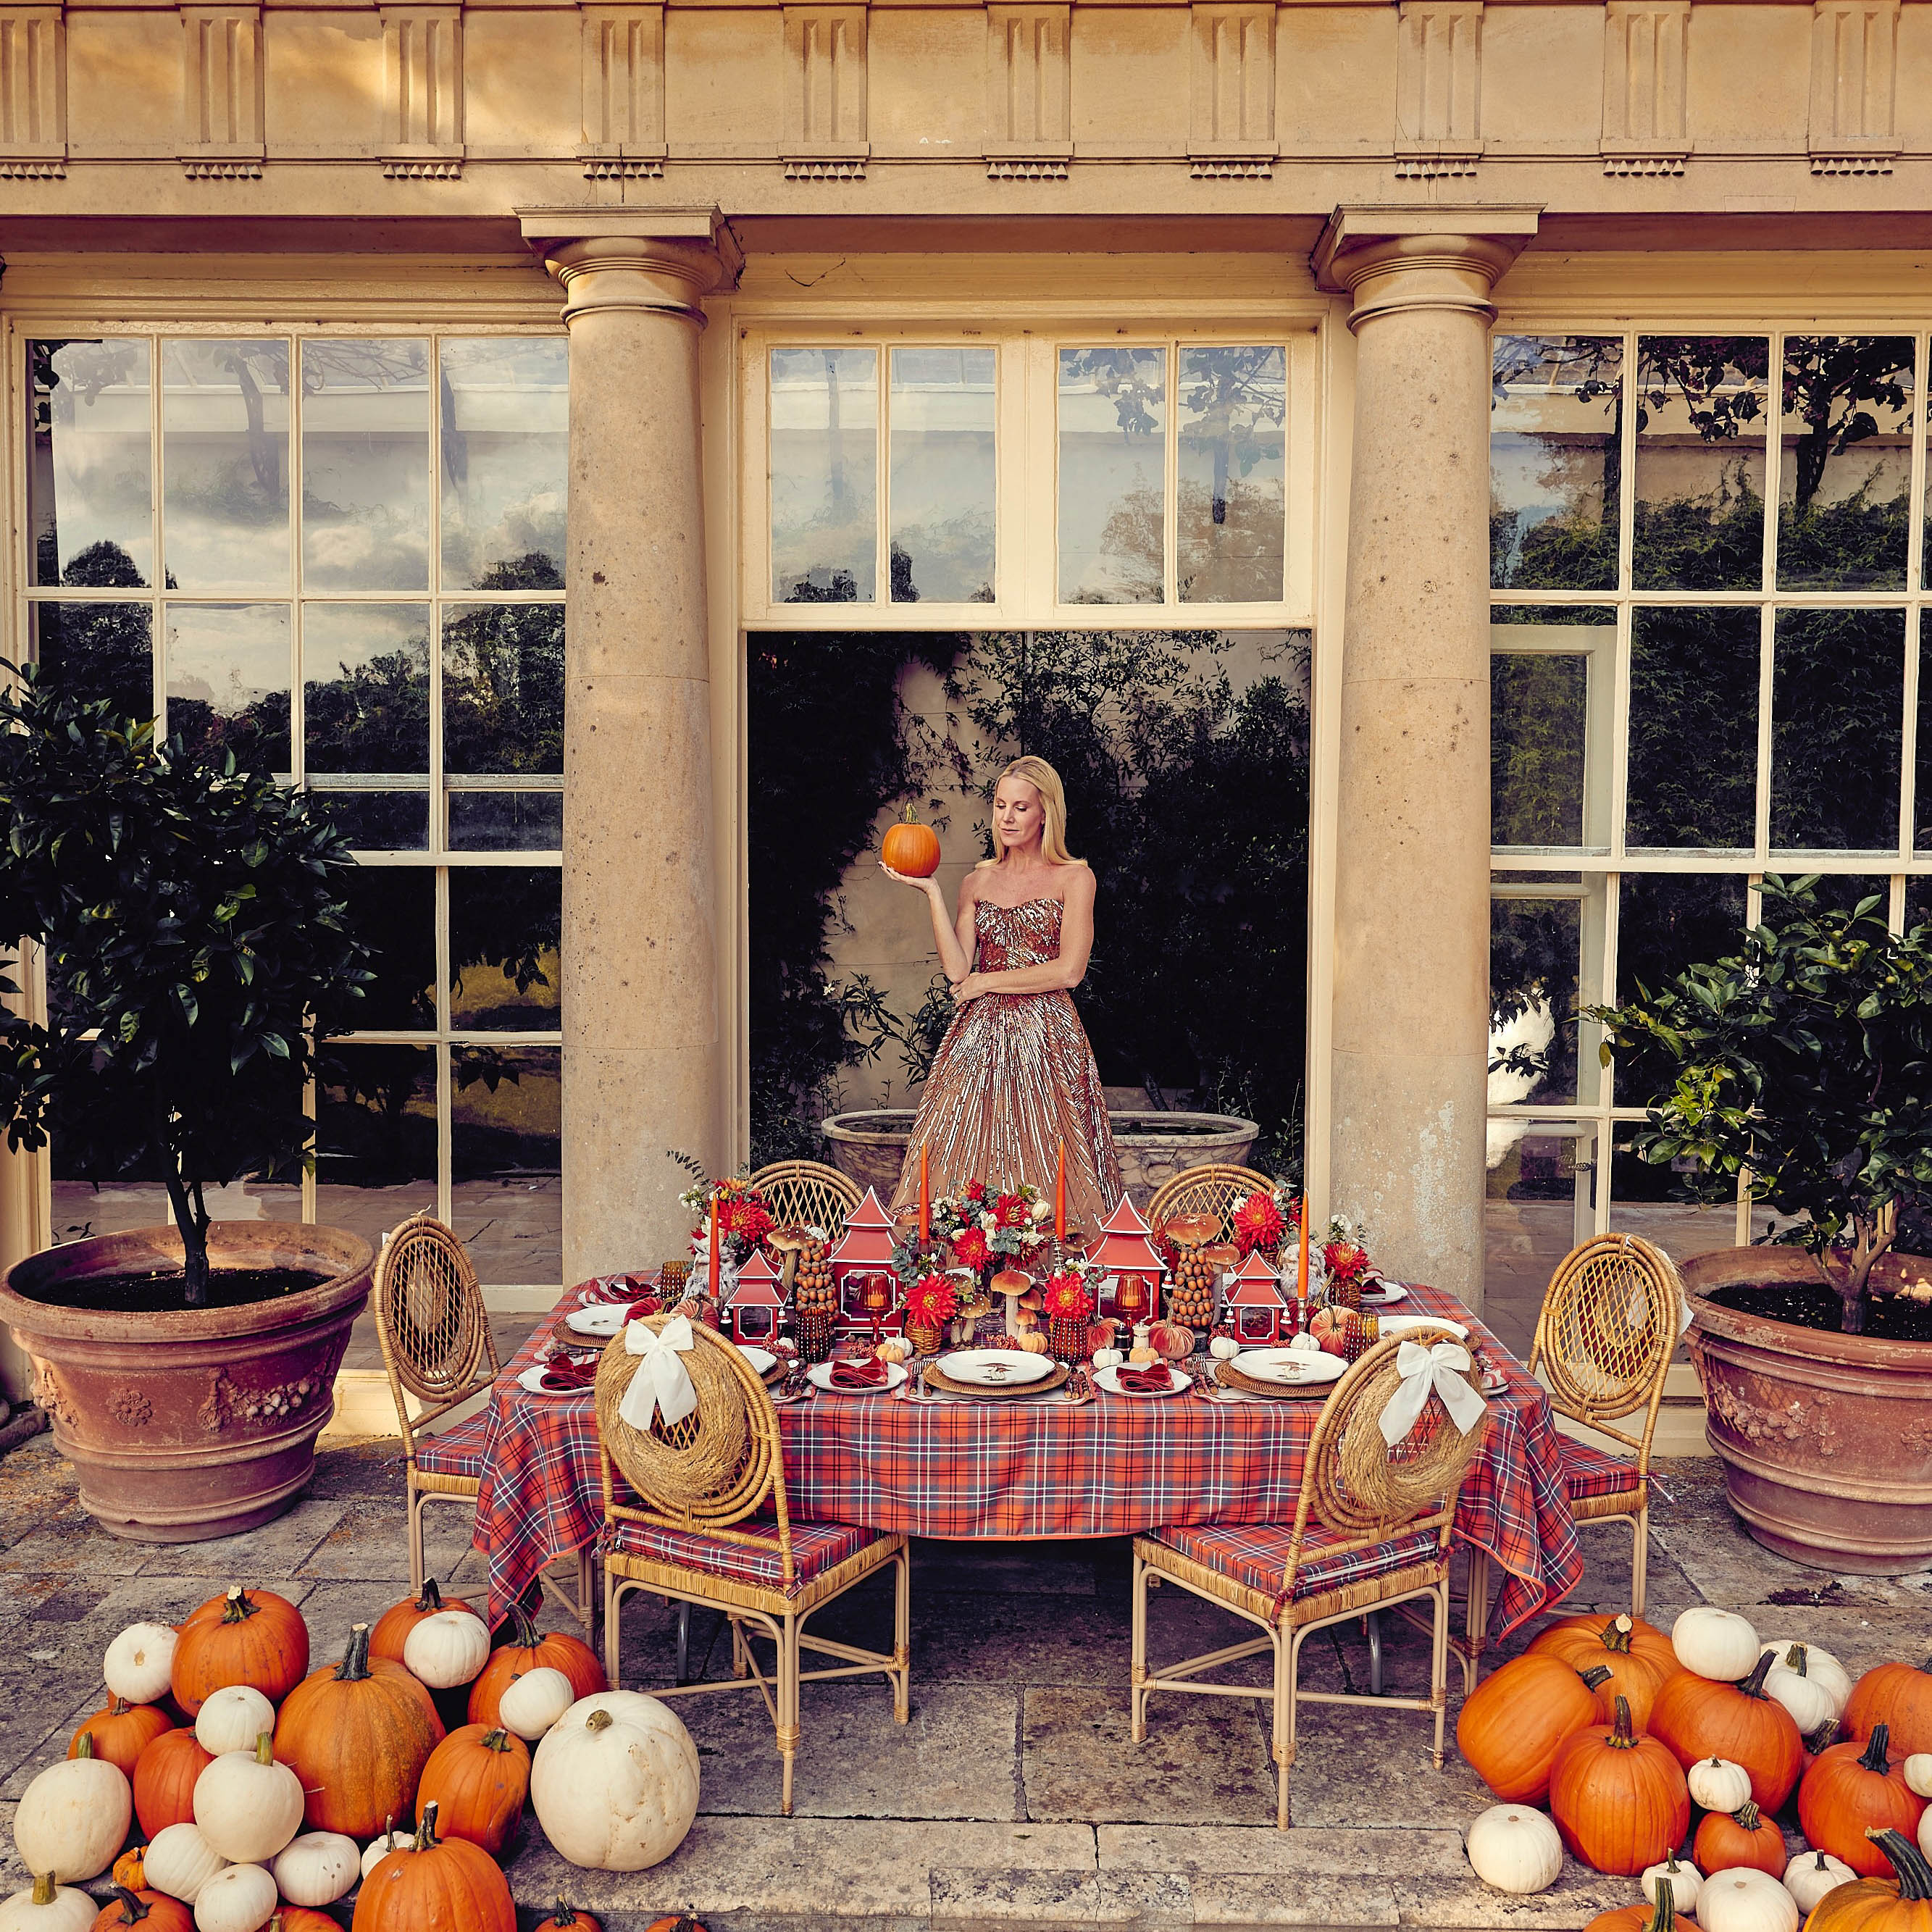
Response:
[767, 1226, 811, 1299]
[1163, 1213, 1219, 1251]
[1200, 1241, 1239, 1287]
[992, 1266, 1034, 1339]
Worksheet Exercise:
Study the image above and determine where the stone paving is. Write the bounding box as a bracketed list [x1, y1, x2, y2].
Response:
[0, 1435, 1924, 1931]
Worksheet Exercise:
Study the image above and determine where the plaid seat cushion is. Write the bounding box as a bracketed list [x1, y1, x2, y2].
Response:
[414, 1411, 493, 1482]
[1560, 1438, 1643, 1502]
[1149, 1520, 1444, 1605]
[608, 1517, 885, 1596]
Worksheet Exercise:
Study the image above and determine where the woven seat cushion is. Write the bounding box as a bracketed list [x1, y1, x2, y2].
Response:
[1560, 1437, 1643, 1502]
[608, 1517, 885, 1596]
[1148, 1520, 1444, 1604]
[414, 1411, 493, 1482]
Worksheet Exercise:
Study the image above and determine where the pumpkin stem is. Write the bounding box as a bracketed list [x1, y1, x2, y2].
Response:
[1734, 1799, 1762, 1830]
[30, 1875, 54, 1907]
[1644, 1880, 1677, 1932]
[1860, 1724, 1893, 1773]
[503, 1601, 542, 1651]
[1812, 1852, 1831, 1872]
[107, 1696, 133, 1716]
[549, 1908, 579, 1929]
[481, 1727, 515, 1754]
[1783, 1642, 1810, 1676]
[1869, 1827, 1932, 1901]
[254, 1731, 276, 1766]
[419, 1579, 444, 1613]
[73, 1732, 93, 1762]
[1602, 1614, 1635, 1654]
[1806, 1720, 1837, 1755]
[336, 1622, 373, 1683]
[1608, 1694, 1638, 1749]
[417, 1801, 443, 1852]
[219, 1584, 259, 1626]
[587, 1707, 614, 1734]
[106, 1886, 151, 1925]
[1580, 1665, 1614, 1691]
[1738, 1651, 1776, 1699]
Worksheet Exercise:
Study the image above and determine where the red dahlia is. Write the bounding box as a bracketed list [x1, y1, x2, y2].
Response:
[1232, 1191, 1287, 1256]
[952, 1227, 990, 1271]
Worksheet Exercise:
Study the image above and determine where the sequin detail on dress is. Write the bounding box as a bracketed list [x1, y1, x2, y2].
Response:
[890, 895, 1125, 1239]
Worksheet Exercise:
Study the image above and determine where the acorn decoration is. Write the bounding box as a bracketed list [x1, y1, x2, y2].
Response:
[793, 1236, 836, 1315]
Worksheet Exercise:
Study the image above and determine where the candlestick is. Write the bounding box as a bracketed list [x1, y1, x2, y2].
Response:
[919, 1142, 930, 1244]
[1296, 1194, 1310, 1300]
[709, 1188, 722, 1299]
[1054, 1142, 1066, 1241]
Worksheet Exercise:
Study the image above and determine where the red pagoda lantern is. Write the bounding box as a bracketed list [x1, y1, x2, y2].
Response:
[1086, 1195, 1166, 1327]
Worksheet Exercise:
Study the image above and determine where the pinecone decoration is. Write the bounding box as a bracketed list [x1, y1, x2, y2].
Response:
[794, 1238, 836, 1315]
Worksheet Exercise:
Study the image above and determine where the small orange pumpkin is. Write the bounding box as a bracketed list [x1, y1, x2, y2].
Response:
[1849, 1662, 1932, 1759]
[1802, 1827, 1932, 1932]
[415, 1724, 531, 1857]
[532, 1906, 606, 1932]
[1691, 1799, 1785, 1878]
[70, 1697, 174, 1778]
[880, 806, 942, 879]
[112, 1848, 146, 1891]
[1801, 1724, 1928, 1877]
[349, 1801, 516, 1932]
[370, 1579, 480, 1667]
[172, 1584, 310, 1715]
[271, 1909, 351, 1932]
[1549, 1694, 1692, 1876]
[467, 1603, 606, 1731]
[1648, 1651, 1805, 1812]
[1586, 1885, 1700, 1932]
[91, 1888, 193, 1932]
[1457, 1652, 1602, 1804]
[132, 1726, 214, 1836]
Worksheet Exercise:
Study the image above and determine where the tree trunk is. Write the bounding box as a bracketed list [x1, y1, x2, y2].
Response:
[1828, 1200, 1900, 1334]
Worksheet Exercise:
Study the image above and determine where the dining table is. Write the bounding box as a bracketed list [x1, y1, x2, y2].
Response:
[467, 1275, 1587, 1638]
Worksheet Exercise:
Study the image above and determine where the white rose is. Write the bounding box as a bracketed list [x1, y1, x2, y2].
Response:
[1030, 1200, 1051, 1221]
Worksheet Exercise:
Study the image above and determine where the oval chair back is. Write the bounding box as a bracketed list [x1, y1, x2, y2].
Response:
[374, 1211, 499, 1433]
[1530, 1233, 1682, 1456]
[749, 1160, 864, 1243]
[1145, 1163, 1279, 1247]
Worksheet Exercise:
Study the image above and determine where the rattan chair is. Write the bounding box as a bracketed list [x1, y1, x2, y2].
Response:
[1461, 1232, 1681, 1685]
[597, 1313, 909, 1815]
[1132, 1331, 1489, 1828]
[748, 1160, 864, 1239]
[373, 1212, 595, 1631]
[1145, 1163, 1279, 1244]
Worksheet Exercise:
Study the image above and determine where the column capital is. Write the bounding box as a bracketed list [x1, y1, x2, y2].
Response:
[1313, 204, 1540, 333]
[516, 205, 744, 325]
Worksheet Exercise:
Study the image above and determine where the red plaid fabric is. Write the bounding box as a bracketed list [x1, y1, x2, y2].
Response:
[414, 1411, 493, 1483]
[470, 1280, 1584, 1639]
[1560, 1437, 1644, 1502]
[607, 1517, 883, 1596]
[1150, 1521, 1444, 1607]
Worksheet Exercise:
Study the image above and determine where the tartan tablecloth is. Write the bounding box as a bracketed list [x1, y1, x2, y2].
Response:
[468, 1281, 1584, 1635]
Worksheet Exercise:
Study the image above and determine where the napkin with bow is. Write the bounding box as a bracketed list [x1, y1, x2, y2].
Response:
[1116, 1363, 1174, 1394]
[828, 1357, 891, 1389]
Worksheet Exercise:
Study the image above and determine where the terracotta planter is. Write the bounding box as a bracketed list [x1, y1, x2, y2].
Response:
[0, 1223, 373, 1543]
[1684, 1245, 1932, 1574]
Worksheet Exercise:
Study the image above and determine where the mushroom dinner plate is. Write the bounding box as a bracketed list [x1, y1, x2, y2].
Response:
[1376, 1313, 1469, 1340]
[1233, 1349, 1347, 1387]
[564, 1304, 631, 1339]
[936, 1349, 1055, 1388]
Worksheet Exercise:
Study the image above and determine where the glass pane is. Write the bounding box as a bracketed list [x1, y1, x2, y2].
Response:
[770, 347, 878, 603]
[443, 602, 564, 775]
[1909, 875, 1931, 930]
[30, 601, 153, 722]
[300, 338, 430, 592]
[438, 338, 568, 591]
[1491, 335, 1622, 592]
[452, 1045, 561, 1284]
[29, 339, 152, 588]
[1782, 874, 1889, 917]
[1058, 347, 1166, 604]
[329, 866, 435, 1031]
[162, 339, 291, 593]
[1491, 611, 1614, 849]
[888, 346, 995, 603]
[1177, 345, 1285, 603]
[1634, 337, 1769, 592]
[448, 792, 564, 850]
[450, 867, 561, 1032]
[165, 603, 290, 771]
[1771, 608, 1905, 850]
[302, 603, 431, 776]
[1610, 871, 1749, 1107]
[311, 790, 430, 851]
[1484, 1128, 1584, 1353]
[1919, 619, 1932, 853]
[1608, 1126, 1741, 1265]
[314, 1042, 437, 1244]
[1627, 606, 1760, 849]
[1490, 897, 1580, 1105]
[1779, 335, 1913, 591]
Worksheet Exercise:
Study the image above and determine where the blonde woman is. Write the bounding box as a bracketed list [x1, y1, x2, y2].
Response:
[881, 755, 1124, 1240]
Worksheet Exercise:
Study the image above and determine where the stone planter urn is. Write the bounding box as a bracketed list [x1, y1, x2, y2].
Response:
[1684, 1245, 1932, 1574]
[0, 1222, 374, 1542]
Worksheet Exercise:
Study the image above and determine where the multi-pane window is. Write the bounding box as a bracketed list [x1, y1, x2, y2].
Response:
[1487, 330, 1930, 1294]
[25, 334, 567, 1287]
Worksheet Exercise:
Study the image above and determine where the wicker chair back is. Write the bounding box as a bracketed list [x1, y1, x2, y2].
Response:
[374, 1212, 498, 1412]
[749, 1160, 864, 1240]
[1145, 1164, 1278, 1245]
[1530, 1234, 1681, 1446]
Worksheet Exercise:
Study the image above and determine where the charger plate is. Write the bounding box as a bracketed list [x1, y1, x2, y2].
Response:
[923, 1358, 1070, 1400]
[1216, 1358, 1337, 1401]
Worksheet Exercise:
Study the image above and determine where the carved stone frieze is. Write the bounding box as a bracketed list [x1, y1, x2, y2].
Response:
[580, 4, 666, 180]
[0, 5, 64, 180]
[986, 4, 1071, 179]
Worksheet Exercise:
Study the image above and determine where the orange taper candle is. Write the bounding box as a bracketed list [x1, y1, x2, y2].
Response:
[919, 1142, 930, 1244]
[1297, 1195, 1310, 1299]
[1055, 1142, 1066, 1241]
[708, 1187, 721, 1298]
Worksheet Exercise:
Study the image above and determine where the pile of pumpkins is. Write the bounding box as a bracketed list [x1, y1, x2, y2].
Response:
[0, 1579, 704, 1932]
[1458, 1605, 1932, 1931]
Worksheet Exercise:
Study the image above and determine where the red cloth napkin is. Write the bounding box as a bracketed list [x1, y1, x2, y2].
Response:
[1115, 1363, 1174, 1394]
[607, 1276, 661, 1308]
[538, 1358, 598, 1392]
[827, 1357, 891, 1389]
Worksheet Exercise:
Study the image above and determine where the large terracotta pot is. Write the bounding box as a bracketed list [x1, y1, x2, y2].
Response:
[0, 1222, 373, 1542]
[1684, 1245, 1932, 1574]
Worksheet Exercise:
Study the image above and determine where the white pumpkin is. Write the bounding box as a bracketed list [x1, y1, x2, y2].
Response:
[1688, 1755, 1755, 1813]
[1288, 1331, 1321, 1354]
[1463, 1804, 1562, 1894]
[1760, 1640, 1852, 1720]
[1208, 1334, 1242, 1363]
[271, 1831, 360, 1906]
[1906, 1753, 1932, 1799]
[1674, 1607, 1761, 1682]
[1918, 1799, 1932, 1861]
[1092, 1347, 1124, 1371]
[0, 1874, 96, 1932]
[530, 1691, 701, 1870]
[142, 1823, 228, 1904]
[360, 1827, 414, 1880]
[402, 1608, 492, 1690]
[1783, 1849, 1855, 1913]
[192, 1861, 277, 1932]
[498, 1665, 575, 1743]
[1760, 1653, 1837, 1736]
[193, 1734, 304, 1864]
[193, 1684, 277, 1757]
[1698, 1868, 1799, 1932]
[103, 1622, 179, 1709]
[1641, 1853, 1704, 1914]
[13, 1743, 130, 1882]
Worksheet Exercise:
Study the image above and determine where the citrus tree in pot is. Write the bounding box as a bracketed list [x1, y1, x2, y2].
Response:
[0, 666, 378, 1541]
[1587, 875, 1932, 1571]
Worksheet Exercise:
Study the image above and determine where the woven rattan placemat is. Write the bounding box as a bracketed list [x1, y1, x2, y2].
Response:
[922, 1358, 1071, 1400]
[1214, 1357, 1338, 1401]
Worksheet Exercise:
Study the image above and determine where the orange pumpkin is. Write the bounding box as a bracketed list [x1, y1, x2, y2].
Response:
[1803, 1828, 1932, 1932]
[1691, 1799, 1785, 1878]
[132, 1726, 214, 1836]
[645, 1920, 709, 1932]
[91, 1888, 193, 1932]
[1456, 1652, 1602, 1804]
[1802, 1725, 1928, 1878]
[349, 1802, 516, 1932]
[1849, 1662, 1932, 1759]
[415, 1723, 531, 1857]
[69, 1697, 174, 1777]
[1549, 1694, 1692, 1876]
[1529, 1614, 1684, 1731]
[370, 1578, 480, 1667]
[269, 1911, 345, 1932]
[1648, 1651, 1804, 1812]
[1586, 1883, 1700, 1932]
[532, 1907, 606, 1932]
[111, 1849, 146, 1891]
[275, 1621, 445, 1839]
[880, 807, 941, 879]
[171, 1584, 310, 1715]
[468, 1605, 606, 1729]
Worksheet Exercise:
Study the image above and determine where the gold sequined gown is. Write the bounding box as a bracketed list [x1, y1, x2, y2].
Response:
[890, 895, 1124, 1239]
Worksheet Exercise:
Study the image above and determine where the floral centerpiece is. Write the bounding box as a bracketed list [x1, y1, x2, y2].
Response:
[930, 1179, 1053, 1278]
[902, 1272, 959, 1354]
[1236, 1190, 1379, 1307]
[672, 1160, 775, 1307]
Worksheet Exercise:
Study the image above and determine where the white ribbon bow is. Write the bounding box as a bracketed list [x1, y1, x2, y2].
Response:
[1379, 1339, 1487, 1447]
[617, 1316, 698, 1433]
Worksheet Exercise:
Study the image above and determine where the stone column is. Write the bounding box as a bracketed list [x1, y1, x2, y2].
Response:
[1315, 207, 1537, 1313]
[519, 208, 743, 1284]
